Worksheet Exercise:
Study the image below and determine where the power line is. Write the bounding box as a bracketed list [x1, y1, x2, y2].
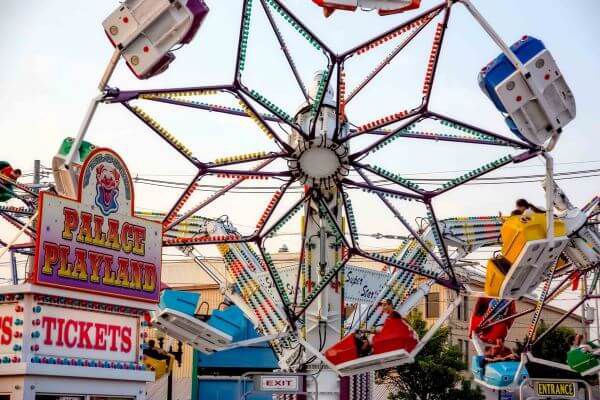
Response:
[71, 159, 600, 178]
[131, 166, 600, 193]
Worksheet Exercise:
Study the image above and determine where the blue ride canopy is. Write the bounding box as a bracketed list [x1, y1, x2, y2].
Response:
[478, 36, 546, 113]
[197, 305, 278, 369]
[478, 36, 547, 143]
[472, 355, 529, 388]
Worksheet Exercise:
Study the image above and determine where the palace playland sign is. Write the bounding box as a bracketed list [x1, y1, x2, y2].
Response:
[33, 149, 162, 302]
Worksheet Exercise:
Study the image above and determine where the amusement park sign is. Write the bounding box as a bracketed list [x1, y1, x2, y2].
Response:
[38, 305, 138, 362]
[33, 149, 162, 302]
[256, 264, 390, 304]
[0, 304, 15, 356]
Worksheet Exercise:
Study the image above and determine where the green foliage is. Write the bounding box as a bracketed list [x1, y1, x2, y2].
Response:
[532, 324, 576, 364]
[382, 310, 484, 400]
[515, 322, 580, 380]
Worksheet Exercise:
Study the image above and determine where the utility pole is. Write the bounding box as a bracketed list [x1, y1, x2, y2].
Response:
[595, 281, 600, 341]
[33, 160, 40, 185]
[33, 160, 41, 193]
[10, 251, 18, 285]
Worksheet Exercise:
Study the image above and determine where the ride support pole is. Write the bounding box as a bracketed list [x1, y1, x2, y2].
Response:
[479, 268, 576, 331]
[459, 0, 524, 72]
[64, 48, 121, 170]
[543, 152, 554, 241]
[63, 94, 103, 170]
[582, 273, 589, 341]
[10, 251, 18, 285]
[98, 48, 121, 91]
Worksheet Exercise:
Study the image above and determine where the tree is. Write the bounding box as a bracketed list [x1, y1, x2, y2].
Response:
[515, 322, 582, 380]
[381, 310, 484, 400]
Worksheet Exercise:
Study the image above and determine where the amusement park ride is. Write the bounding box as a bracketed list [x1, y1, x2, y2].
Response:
[1, 0, 599, 399]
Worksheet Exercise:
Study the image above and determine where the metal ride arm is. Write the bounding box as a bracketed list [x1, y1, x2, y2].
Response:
[0, 210, 38, 260]
[0, 174, 39, 260]
[151, 213, 296, 358]
[154, 213, 291, 344]
[64, 49, 121, 171]
[351, 213, 502, 330]
[331, 214, 505, 375]
[543, 153, 555, 240]
[359, 229, 438, 332]
[547, 181, 600, 270]
[353, 215, 504, 333]
[180, 245, 228, 290]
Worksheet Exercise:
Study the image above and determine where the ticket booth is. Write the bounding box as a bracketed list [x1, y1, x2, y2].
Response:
[0, 284, 155, 399]
[0, 148, 162, 399]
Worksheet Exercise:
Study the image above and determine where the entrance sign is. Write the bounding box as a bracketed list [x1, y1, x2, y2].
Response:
[520, 378, 591, 400]
[33, 148, 162, 302]
[535, 381, 576, 397]
[38, 305, 138, 362]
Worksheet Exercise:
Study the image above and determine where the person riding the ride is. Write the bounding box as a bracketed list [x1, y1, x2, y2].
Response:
[379, 298, 402, 321]
[0, 164, 22, 182]
[0, 162, 22, 202]
[484, 337, 519, 364]
[352, 299, 407, 358]
[511, 198, 545, 218]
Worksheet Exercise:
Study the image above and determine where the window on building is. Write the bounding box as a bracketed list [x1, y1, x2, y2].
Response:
[90, 397, 135, 400]
[426, 292, 440, 318]
[457, 296, 470, 321]
[457, 339, 469, 368]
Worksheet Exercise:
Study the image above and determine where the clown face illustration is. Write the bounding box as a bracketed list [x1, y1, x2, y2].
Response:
[94, 163, 121, 216]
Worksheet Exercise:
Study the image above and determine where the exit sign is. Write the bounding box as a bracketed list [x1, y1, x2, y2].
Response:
[255, 375, 300, 392]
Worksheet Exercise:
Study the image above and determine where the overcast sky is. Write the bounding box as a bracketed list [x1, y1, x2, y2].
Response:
[1, 0, 599, 307]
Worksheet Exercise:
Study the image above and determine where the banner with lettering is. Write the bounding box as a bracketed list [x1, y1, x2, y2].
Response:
[256, 264, 297, 303]
[256, 264, 390, 305]
[33, 149, 162, 302]
[0, 304, 15, 356]
[343, 265, 389, 304]
[38, 305, 138, 362]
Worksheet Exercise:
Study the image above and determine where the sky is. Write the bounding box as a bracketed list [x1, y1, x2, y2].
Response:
[0, 1, 599, 309]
